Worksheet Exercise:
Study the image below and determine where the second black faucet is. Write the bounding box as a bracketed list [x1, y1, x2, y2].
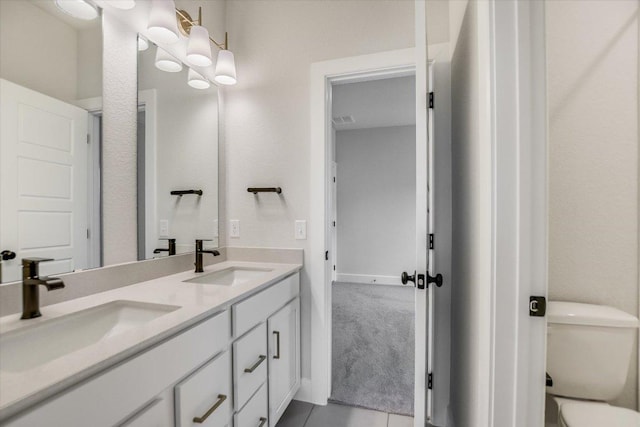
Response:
[195, 239, 220, 273]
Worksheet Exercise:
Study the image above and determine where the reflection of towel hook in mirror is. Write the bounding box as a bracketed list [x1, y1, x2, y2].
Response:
[170, 190, 203, 196]
[247, 187, 282, 195]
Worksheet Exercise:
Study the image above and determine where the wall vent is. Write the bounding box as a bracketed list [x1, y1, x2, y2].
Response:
[332, 115, 355, 126]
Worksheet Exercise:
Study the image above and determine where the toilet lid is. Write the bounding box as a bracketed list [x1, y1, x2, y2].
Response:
[561, 402, 640, 427]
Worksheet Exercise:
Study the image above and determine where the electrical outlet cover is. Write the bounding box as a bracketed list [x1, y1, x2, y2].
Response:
[230, 220, 240, 238]
[295, 220, 307, 240]
[159, 220, 169, 238]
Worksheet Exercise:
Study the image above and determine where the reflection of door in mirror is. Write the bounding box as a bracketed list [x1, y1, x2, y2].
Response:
[0, 0, 102, 283]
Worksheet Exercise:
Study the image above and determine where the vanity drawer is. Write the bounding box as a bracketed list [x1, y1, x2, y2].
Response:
[232, 273, 299, 337]
[175, 351, 232, 427]
[234, 383, 268, 427]
[233, 323, 267, 410]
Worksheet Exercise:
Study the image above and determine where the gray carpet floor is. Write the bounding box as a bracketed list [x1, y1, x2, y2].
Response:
[331, 282, 415, 416]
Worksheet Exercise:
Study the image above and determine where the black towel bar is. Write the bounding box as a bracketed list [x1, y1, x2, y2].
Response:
[247, 187, 282, 195]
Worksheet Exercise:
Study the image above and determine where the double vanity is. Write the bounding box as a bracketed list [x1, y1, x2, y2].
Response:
[0, 254, 302, 427]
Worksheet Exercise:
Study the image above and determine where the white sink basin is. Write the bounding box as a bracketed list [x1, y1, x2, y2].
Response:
[0, 300, 179, 373]
[184, 267, 273, 286]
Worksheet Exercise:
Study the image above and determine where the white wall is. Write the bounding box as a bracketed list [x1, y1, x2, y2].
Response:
[101, 11, 138, 265]
[0, 0, 101, 104]
[0, 1, 78, 102]
[546, 0, 640, 411]
[448, 0, 493, 426]
[77, 24, 103, 100]
[335, 126, 416, 284]
[223, 0, 416, 385]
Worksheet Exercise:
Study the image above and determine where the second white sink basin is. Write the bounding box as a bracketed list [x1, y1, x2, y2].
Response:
[0, 300, 179, 373]
[184, 267, 273, 286]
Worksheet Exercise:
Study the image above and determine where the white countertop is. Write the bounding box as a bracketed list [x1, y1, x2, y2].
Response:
[0, 260, 302, 419]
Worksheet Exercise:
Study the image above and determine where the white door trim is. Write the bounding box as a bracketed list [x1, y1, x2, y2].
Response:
[137, 89, 158, 261]
[308, 47, 416, 406]
[488, 0, 547, 425]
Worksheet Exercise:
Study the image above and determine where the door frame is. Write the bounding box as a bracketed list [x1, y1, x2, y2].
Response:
[308, 47, 416, 407]
[487, 0, 548, 425]
[75, 96, 104, 269]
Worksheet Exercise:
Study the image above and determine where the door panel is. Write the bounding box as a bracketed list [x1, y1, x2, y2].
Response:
[267, 298, 300, 427]
[0, 79, 88, 282]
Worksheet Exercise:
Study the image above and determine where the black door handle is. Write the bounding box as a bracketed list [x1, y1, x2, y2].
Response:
[1, 251, 16, 261]
[427, 273, 444, 287]
[401, 271, 415, 285]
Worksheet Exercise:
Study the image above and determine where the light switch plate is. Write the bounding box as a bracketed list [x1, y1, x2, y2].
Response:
[159, 220, 169, 238]
[230, 220, 240, 238]
[295, 220, 307, 240]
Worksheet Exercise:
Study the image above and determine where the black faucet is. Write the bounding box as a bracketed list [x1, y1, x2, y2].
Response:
[195, 239, 220, 273]
[154, 238, 176, 256]
[21, 258, 65, 319]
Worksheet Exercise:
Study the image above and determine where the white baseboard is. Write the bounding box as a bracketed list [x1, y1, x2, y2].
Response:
[335, 273, 403, 286]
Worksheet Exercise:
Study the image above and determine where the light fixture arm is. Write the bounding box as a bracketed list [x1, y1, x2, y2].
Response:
[175, 8, 227, 50]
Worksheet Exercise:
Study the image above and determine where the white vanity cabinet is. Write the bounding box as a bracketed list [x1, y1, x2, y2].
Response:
[267, 298, 300, 427]
[1, 271, 300, 427]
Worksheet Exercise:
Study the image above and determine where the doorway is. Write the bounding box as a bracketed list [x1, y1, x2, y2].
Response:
[329, 75, 417, 416]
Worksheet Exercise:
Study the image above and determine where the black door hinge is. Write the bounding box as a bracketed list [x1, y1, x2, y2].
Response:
[428, 92, 434, 109]
[529, 296, 546, 317]
[325, 251, 329, 261]
[429, 234, 434, 249]
[427, 372, 433, 389]
[333, 221, 336, 227]
[333, 265, 336, 271]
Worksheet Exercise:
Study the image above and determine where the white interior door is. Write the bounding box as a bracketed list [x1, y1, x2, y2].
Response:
[414, 1, 431, 425]
[0, 79, 88, 282]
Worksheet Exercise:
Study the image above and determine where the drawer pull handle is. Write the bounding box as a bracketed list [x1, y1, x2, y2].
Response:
[258, 417, 267, 427]
[192, 394, 227, 424]
[244, 355, 267, 373]
[273, 331, 280, 359]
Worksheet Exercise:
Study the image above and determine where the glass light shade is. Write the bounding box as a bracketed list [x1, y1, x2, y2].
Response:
[55, 0, 99, 20]
[155, 47, 182, 73]
[138, 37, 149, 51]
[214, 50, 237, 85]
[105, 0, 135, 9]
[188, 69, 211, 90]
[186, 26, 213, 67]
[147, 0, 179, 44]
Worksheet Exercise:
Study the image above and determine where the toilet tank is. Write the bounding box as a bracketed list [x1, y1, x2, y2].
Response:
[546, 302, 638, 401]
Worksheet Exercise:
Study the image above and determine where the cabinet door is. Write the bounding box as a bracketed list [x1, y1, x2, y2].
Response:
[267, 298, 300, 427]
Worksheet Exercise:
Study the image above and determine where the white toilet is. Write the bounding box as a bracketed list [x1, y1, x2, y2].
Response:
[547, 301, 640, 426]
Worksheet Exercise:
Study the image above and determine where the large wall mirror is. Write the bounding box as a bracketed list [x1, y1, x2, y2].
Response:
[137, 38, 219, 260]
[0, 3, 220, 284]
[0, 0, 102, 283]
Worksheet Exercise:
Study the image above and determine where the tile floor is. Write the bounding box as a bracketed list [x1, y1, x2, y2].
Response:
[276, 400, 413, 427]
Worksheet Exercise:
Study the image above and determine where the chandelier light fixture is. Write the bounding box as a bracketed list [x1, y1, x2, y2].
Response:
[171, 5, 238, 85]
[155, 46, 182, 73]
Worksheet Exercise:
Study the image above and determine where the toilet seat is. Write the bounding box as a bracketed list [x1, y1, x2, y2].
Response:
[559, 401, 640, 427]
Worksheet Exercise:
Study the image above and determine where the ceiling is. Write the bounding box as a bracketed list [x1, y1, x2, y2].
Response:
[331, 75, 416, 131]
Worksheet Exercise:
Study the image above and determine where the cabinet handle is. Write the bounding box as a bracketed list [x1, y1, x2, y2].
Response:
[244, 355, 267, 373]
[258, 417, 267, 427]
[273, 331, 280, 359]
[192, 394, 227, 424]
